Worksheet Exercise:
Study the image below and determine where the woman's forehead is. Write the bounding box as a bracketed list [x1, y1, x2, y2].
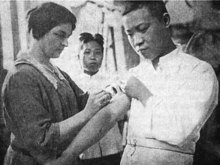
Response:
[50, 23, 73, 36]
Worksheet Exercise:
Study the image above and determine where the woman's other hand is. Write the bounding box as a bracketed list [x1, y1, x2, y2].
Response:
[84, 90, 112, 116]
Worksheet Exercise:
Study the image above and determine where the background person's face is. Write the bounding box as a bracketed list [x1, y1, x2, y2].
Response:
[123, 7, 168, 61]
[80, 41, 103, 73]
[40, 23, 72, 59]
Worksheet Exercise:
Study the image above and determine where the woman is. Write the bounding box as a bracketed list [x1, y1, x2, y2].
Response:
[2, 2, 113, 165]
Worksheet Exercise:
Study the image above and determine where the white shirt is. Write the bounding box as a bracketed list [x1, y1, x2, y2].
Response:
[127, 47, 218, 153]
[73, 70, 123, 159]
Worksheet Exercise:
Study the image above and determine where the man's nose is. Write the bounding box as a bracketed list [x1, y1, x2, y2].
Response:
[133, 33, 144, 47]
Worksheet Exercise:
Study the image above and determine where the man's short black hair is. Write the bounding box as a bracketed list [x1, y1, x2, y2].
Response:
[119, 0, 168, 21]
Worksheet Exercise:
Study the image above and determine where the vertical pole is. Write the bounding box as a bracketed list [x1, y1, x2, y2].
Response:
[10, 0, 21, 59]
[17, 0, 28, 51]
[0, 12, 3, 70]
[104, 26, 109, 71]
[109, 26, 117, 71]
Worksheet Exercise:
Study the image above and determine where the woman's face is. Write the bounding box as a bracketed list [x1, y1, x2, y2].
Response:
[80, 41, 103, 73]
[39, 23, 72, 59]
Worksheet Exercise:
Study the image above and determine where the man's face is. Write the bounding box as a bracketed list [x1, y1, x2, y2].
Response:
[40, 23, 72, 59]
[80, 41, 103, 73]
[123, 7, 168, 61]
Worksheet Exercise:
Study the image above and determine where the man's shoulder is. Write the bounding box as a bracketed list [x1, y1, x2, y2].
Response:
[179, 50, 200, 62]
[178, 49, 215, 74]
[178, 48, 211, 67]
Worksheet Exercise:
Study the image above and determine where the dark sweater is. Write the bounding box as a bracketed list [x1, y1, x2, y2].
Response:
[2, 61, 88, 165]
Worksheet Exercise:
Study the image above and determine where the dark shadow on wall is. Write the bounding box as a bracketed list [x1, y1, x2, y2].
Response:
[184, 31, 220, 165]
[0, 13, 10, 164]
[170, 23, 194, 46]
[0, 68, 9, 165]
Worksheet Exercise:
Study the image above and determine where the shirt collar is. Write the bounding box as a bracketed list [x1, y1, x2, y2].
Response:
[138, 47, 180, 72]
[15, 51, 65, 89]
[83, 69, 99, 77]
[158, 47, 181, 69]
[81, 68, 105, 79]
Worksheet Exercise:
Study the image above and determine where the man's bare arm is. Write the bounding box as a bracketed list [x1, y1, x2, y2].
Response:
[45, 93, 131, 165]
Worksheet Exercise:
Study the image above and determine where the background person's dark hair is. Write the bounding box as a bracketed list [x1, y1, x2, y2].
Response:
[119, 0, 168, 21]
[79, 33, 104, 52]
[27, 2, 77, 40]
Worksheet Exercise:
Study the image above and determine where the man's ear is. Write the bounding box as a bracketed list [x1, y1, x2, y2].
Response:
[163, 13, 170, 28]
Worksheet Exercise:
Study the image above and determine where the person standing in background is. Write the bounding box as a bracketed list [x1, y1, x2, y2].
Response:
[74, 32, 123, 165]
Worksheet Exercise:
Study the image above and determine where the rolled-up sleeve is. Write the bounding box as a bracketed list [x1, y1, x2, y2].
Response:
[149, 62, 218, 146]
[3, 71, 60, 163]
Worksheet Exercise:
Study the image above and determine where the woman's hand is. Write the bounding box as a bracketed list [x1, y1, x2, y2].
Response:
[84, 90, 112, 117]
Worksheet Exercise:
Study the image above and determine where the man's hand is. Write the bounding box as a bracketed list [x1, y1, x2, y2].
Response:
[125, 76, 152, 107]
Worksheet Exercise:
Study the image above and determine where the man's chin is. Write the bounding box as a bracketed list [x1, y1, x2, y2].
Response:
[137, 53, 150, 61]
[139, 53, 158, 62]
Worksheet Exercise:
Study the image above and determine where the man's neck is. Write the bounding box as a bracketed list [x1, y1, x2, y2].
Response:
[152, 42, 176, 70]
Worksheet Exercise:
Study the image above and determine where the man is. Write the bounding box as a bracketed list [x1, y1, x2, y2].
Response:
[119, 1, 218, 165]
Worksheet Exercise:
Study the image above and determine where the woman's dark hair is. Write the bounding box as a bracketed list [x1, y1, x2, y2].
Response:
[119, 0, 167, 21]
[79, 33, 104, 52]
[27, 2, 77, 40]
[211, 0, 220, 10]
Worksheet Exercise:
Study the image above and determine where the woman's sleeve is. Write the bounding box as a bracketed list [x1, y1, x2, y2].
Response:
[60, 71, 89, 111]
[3, 69, 60, 163]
